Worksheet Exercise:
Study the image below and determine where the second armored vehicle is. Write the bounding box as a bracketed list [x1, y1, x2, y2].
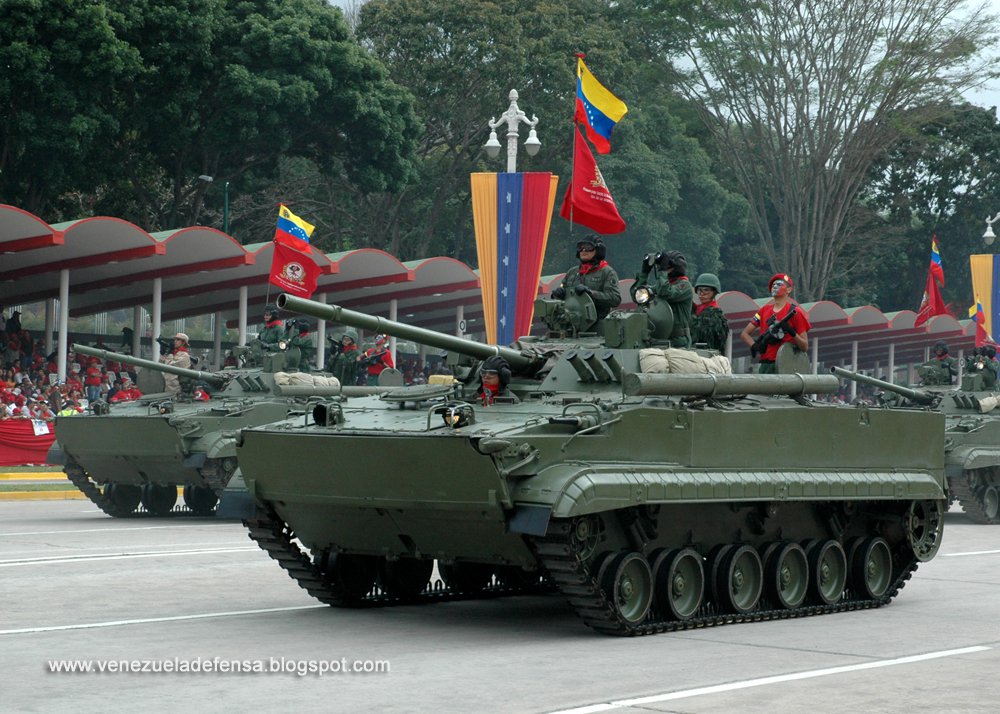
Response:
[236, 294, 946, 635]
[835, 365, 1000, 524]
[54, 343, 368, 517]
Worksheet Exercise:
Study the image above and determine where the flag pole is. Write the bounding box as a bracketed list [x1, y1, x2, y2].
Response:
[567, 52, 587, 233]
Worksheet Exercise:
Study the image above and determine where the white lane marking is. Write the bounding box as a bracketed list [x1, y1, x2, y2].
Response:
[0, 547, 258, 567]
[0, 605, 328, 635]
[0, 524, 233, 537]
[548, 646, 991, 714]
[941, 549, 1000, 557]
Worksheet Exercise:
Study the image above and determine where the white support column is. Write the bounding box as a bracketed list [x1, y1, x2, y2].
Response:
[455, 305, 465, 338]
[44, 298, 55, 356]
[132, 307, 142, 358]
[151, 277, 163, 362]
[213, 311, 223, 370]
[315, 292, 327, 370]
[389, 298, 398, 365]
[850, 340, 859, 401]
[57, 269, 69, 381]
[238, 286, 248, 346]
[810, 335, 819, 374]
[888, 343, 896, 385]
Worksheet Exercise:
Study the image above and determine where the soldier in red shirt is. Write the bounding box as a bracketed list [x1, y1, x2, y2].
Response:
[360, 334, 394, 386]
[740, 273, 811, 374]
[110, 377, 143, 403]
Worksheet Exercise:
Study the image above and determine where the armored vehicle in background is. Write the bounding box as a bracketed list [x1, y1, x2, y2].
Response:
[237, 294, 946, 636]
[834, 365, 1000, 524]
[54, 343, 378, 518]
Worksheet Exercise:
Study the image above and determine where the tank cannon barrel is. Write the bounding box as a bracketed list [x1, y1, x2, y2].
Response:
[277, 293, 534, 370]
[623, 372, 840, 397]
[830, 366, 937, 406]
[73, 344, 228, 388]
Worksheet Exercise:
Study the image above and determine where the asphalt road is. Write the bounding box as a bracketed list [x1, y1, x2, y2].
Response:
[1, 500, 997, 714]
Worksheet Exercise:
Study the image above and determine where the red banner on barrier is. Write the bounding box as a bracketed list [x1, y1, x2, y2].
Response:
[0, 419, 56, 467]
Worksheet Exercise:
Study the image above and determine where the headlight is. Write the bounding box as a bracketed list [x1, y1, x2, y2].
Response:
[277, 340, 288, 351]
[437, 403, 475, 428]
[634, 286, 654, 305]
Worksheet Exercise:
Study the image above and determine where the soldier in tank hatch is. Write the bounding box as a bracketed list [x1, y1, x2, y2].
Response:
[326, 329, 359, 385]
[257, 304, 285, 347]
[287, 319, 316, 372]
[691, 273, 729, 352]
[632, 250, 694, 348]
[159, 332, 192, 395]
[551, 236, 622, 321]
[918, 340, 958, 385]
[476, 355, 518, 406]
[740, 273, 810, 374]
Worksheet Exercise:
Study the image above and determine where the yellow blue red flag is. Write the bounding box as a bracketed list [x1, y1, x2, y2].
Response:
[574, 56, 628, 154]
[969, 254, 999, 346]
[275, 204, 315, 245]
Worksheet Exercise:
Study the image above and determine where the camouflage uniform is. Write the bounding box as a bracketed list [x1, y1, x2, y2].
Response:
[691, 305, 729, 352]
[560, 264, 622, 320]
[287, 323, 315, 372]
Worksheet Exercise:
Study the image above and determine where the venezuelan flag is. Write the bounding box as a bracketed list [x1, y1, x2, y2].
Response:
[930, 236, 944, 286]
[969, 254, 1000, 345]
[471, 172, 559, 344]
[275, 204, 315, 245]
[574, 57, 628, 154]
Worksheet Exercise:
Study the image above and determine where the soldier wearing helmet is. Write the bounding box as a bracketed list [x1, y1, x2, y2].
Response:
[740, 273, 810, 374]
[632, 250, 695, 348]
[360, 333, 394, 386]
[476, 355, 518, 406]
[287, 319, 316, 372]
[326, 328, 360, 385]
[256, 304, 285, 347]
[691, 273, 729, 352]
[551, 235, 622, 320]
[918, 340, 958, 385]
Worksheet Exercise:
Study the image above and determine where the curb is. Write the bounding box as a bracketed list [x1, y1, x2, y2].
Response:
[0, 490, 88, 501]
[0, 472, 64, 481]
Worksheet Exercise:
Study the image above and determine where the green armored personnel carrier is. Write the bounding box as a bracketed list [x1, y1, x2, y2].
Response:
[53, 343, 379, 518]
[235, 292, 946, 635]
[834, 365, 1000, 524]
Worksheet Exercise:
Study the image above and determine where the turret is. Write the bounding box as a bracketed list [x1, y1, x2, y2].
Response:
[73, 344, 228, 389]
[830, 366, 938, 406]
[276, 294, 538, 372]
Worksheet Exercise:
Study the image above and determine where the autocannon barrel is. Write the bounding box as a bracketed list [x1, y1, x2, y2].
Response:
[623, 372, 840, 397]
[277, 293, 535, 371]
[73, 344, 228, 388]
[830, 366, 937, 406]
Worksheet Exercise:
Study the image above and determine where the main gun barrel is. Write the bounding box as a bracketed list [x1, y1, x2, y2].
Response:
[277, 293, 534, 370]
[624, 372, 839, 397]
[73, 344, 228, 388]
[830, 366, 937, 405]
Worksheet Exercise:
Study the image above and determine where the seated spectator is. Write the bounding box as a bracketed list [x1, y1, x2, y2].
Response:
[110, 377, 143, 403]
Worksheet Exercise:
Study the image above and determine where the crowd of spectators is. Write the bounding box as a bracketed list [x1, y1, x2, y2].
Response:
[0, 307, 144, 422]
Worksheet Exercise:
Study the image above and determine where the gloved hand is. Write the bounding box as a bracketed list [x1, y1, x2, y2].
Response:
[750, 343, 760, 360]
[641, 254, 654, 274]
[574, 284, 591, 296]
[551, 287, 566, 300]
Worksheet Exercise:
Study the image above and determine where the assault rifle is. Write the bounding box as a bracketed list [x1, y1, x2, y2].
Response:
[751, 304, 798, 359]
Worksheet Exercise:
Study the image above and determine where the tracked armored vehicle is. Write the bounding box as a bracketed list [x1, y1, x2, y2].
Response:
[834, 365, 1000, 524]
[53, 343, 382, 518]
[236, 293, 947, 635]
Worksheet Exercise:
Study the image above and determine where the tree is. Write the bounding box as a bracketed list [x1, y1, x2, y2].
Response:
[672, 0, 1000, 301]
[861, 102, 1000, 311]
[0, 0, 141, 214]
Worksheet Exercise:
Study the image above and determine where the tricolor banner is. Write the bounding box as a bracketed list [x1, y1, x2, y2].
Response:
[471, 172, 559, 344]
[969, 254, 1000, 346]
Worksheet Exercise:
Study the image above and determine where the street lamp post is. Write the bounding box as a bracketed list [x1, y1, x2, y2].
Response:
[984, 212, 1000, 246]
[484, 89, 541, 173]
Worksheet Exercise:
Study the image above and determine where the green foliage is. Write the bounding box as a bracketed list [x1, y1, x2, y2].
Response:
[0, 0, 141, 214]
[862, 102, 1000, 311]
[1, 0, 420, 234]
